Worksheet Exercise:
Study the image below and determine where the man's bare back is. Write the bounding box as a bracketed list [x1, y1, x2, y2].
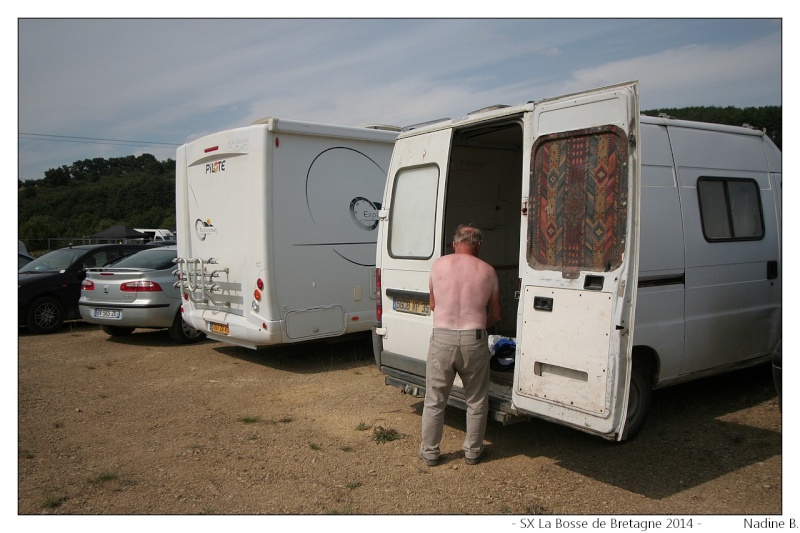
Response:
[429, 230, 501, 330]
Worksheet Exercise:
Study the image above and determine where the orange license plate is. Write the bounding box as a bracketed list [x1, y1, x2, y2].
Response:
[209, 322, 230, 335]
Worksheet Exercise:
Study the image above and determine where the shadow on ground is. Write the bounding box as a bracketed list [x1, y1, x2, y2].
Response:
[415, 363, 780, 501]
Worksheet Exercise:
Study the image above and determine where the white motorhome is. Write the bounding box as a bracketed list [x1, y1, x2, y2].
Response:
[372, 81, 782, 441]
[175, 118, 398, 349]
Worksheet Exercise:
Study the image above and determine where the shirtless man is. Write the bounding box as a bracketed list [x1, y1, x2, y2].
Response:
[419, 225, 502, 466]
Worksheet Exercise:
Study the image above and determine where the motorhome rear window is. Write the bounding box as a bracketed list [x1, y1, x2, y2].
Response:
[527, 126, 628, 274]
[697, 177, 764, 241]
[388, 165, 439, 259]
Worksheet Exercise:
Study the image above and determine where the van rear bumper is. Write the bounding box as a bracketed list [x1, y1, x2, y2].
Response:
[186, 310, 284, 349]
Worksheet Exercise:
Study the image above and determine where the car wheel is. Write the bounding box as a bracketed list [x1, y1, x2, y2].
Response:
[101, 325, 135, 337]
[168, 311, 206, 344]
[26, 296, 65, 334]
[622, 359, 653, 441]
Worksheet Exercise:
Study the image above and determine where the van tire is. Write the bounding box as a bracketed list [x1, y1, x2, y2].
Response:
[168, 312, 206, 344]
[622, 360, 652, 440]
[26, 296, 64, 334]
[101, 325, 135, 337]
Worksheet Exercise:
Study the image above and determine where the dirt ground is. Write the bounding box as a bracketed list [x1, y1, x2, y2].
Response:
[18, 322, 784, 517]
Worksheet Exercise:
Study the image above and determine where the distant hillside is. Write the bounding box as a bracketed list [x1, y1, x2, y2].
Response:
[18, 106, 781, 252]
[18, 154, 176, 252]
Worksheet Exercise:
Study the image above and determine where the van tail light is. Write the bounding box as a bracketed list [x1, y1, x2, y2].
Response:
[81, 280, 95, 291]
[120, 281, 163, 292]
[375, 268, 382, 322]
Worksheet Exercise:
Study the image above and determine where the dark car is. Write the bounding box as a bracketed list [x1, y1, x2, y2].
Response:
[19, 252, 34, 270]
[19, 243, 150, 333]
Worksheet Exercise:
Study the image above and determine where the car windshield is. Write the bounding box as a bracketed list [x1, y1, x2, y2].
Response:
[110, 249, 177, 270]
[19, 248, 85, 273]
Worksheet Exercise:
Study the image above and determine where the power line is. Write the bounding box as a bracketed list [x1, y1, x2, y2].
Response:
[18, 132, 181, 148]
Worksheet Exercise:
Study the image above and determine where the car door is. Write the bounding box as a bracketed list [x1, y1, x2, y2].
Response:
[512, 81, 641, 440]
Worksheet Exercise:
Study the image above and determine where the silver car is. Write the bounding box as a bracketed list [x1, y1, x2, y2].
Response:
[78, 246, 205, 343]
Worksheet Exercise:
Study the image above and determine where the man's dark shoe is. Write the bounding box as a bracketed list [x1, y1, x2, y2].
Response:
[418, 451, 438, 467]
[465, 453, 483, 465]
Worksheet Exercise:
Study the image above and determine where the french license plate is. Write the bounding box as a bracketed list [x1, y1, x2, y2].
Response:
[94, 308, 121, 319]
[393, 297, 430, 316]
[209, 322, 230, 335]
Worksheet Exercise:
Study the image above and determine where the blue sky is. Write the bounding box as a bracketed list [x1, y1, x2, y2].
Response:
[17, 17, 783, 182]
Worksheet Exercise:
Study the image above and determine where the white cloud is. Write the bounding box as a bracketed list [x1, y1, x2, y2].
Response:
[566, 34, 782, 108]
[16, 19, 782, 181]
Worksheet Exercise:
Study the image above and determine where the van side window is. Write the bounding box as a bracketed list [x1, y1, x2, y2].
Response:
[697, 177, 764, 241]
[388, 165, 439, 259]
[527, 126, 628, 274]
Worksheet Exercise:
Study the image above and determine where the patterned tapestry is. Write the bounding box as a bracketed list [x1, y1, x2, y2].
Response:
[527, 126, 628, 276]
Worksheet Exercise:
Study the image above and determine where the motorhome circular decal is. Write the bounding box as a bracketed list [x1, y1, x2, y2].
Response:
[195, 219, 217, 241]
[349, 197, 379, 230]
[304, 146, 387, 266]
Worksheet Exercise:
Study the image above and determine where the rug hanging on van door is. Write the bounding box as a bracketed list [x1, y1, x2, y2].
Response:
[527, 126, 628, 276]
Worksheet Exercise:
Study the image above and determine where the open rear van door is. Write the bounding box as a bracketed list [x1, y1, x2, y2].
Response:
[512, 82, 641, 440]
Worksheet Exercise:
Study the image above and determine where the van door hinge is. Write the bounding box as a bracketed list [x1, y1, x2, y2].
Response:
[378, 209, 389, 220]
[521, 197, 528, 216]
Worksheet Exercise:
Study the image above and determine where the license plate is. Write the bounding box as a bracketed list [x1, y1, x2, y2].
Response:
[393, 297, 430, 316]
[209, 322, 230, 335]
[94, 308, 121, 319]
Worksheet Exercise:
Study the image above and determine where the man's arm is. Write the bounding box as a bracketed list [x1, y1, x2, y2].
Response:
[428, 274, 436, 313]
[486, 272, 502, 328]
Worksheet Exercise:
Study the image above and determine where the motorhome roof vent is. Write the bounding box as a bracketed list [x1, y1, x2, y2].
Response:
[658, 113, 675, 119]
[468, 104, 510, 115]
[403, 118, 451, 131]
[251, 117, 273, 125]
[361, 124, 403, 132]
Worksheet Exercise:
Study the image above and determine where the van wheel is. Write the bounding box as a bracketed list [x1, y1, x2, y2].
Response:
[622, 361, 652, 440]
[101, 325, 135, 337]
[26, 297, 64, 334]
[168, 312, 206, 344]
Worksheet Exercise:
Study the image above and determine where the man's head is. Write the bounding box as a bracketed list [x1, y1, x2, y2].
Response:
[453, 225, 482, 254]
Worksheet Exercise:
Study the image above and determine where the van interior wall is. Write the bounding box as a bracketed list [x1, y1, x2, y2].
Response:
[444, 142, 522, 337]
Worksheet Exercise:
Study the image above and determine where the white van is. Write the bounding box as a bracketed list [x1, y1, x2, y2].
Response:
[372, 81, 781, 441]
[134, 228, 175, 242]
[175, 118, 398, 349]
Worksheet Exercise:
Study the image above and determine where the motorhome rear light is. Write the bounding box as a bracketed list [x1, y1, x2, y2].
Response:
[254, 289, 262, 301]
[262, 322, 267, 330]
[81, 280, 95, 291]
[275, 138, 279, 148]
[256, 278, 264, 290]
[183, 293, 188, 300]
[351, 316, 359, 321]
[120, 281, 163, 292]
[204, 146, 219, 153]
